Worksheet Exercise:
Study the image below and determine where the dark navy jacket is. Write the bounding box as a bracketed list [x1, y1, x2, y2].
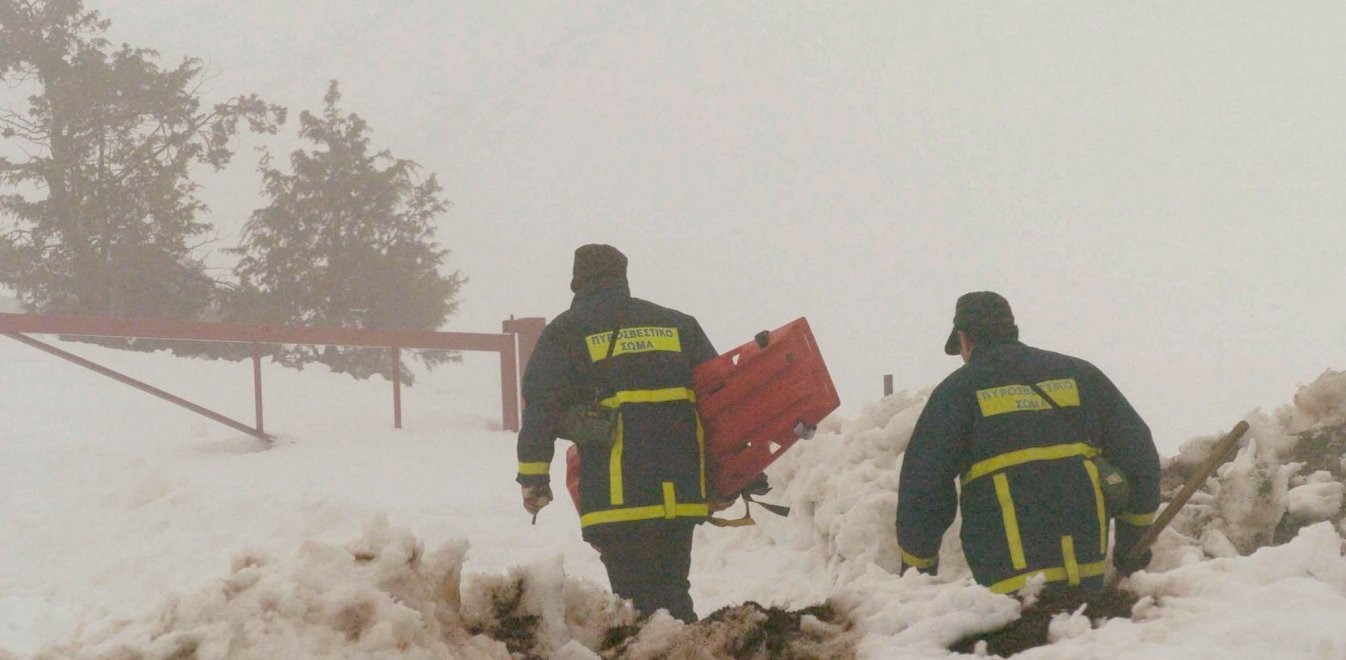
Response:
[516, 279, 717, 542]
[895, 339, 1160, 593]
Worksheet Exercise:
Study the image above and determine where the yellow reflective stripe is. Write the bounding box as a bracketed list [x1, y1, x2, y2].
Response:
[962, 442, 1099, 484]
[600, 387, 696, 407]
[988, 561, 1108, 595]
[1082, 459, 1108, 554]
[976, 378, 1081, 417]
[518, 462, 549, 476]
[662, 482, 677, 519]
[609, 413, 625, 506]
[586, 327, 682, 362]
[580, 503, 709, 528]
[994, 474, 1027, 570]
[1118, 511, 1157, 526]
[899, 546, 937, 570]
[1062, 535, 1080, 586]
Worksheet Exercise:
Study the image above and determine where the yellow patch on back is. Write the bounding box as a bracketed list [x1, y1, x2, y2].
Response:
[586, 326, 681, 361]
[976, 378, 1080, 417]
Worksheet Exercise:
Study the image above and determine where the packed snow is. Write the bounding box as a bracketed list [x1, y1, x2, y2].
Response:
[3, 336, 1346, 658]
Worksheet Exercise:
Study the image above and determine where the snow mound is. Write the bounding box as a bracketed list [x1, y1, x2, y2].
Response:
[38, 515, 629, 658]
[1290, 370, 1346, 430]
[1162, 368, 1346, 560]
[34, 514, 857, 659]
[25, 365, 1346, 658]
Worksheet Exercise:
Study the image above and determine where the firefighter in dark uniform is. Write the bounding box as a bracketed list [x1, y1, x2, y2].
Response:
[515, 244, 717, 622]
[896, 292, 1161, 595]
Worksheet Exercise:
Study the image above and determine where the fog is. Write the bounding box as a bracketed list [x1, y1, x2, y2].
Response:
[76, 0, 1346, 452]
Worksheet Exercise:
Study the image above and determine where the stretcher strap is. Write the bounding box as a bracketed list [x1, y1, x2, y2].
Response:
[707, 492, 791, 527]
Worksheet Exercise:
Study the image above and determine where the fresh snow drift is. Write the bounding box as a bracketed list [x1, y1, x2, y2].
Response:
[3, 338, 1346, 658]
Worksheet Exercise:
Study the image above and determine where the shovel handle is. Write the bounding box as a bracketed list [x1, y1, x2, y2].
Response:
[1125, 419, 1250, 561]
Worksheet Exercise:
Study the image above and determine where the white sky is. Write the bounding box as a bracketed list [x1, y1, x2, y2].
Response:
[68, 1, 1346, 453]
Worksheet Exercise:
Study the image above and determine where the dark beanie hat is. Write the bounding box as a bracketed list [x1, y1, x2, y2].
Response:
[943, 291, 1016, 355]
[570, 244, 628, 292]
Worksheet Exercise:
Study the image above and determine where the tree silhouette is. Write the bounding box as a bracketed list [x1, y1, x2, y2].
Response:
[231, 81, 464, 382]
[0, 0, 285, 319]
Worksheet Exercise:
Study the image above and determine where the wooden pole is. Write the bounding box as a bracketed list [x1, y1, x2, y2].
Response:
[1128, 420, 1251, 559]
[1109, 419, 1251, 588]
[392, 347, 402, 429]
[252, 343, 264, 434]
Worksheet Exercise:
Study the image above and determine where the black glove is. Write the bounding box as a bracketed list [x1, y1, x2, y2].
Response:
[1114, 548, 1151, 577]
[1113, 521, 1151, 577]
[522, 483, 553, 515]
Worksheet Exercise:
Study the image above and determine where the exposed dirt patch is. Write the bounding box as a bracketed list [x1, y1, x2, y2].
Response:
[600, 622, 644, 653]
[949, 588, 1139, 657]
[1285, 425, 1346, 478]
[1267, 424, 1346, 546]
[605, 600, 856, 659]
[464, 577, 541, 657]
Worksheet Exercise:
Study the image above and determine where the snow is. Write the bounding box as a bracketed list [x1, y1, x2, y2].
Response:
[1288, 473, 1345, 523]
[4, 337, 1346, 658]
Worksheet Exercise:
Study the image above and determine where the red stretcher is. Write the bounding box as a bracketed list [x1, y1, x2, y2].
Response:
[563, 316, 840, 510]
[694, 316, 840, 500]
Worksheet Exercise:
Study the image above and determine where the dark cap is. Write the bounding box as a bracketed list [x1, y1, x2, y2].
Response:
[571, 244, 628, 292]
[943, 291, 1015, 355]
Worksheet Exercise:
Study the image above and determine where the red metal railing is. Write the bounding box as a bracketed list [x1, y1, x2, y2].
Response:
[0, 312, 545, 441]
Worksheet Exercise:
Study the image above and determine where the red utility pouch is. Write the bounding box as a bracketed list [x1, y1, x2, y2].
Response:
[565, 443, 582, 512]
[694, 317, 840, 500]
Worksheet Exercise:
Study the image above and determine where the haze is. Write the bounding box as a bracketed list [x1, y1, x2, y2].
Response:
[73, 1, 1346, 452]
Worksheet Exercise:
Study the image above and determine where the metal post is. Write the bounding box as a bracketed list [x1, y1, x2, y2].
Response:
[501, 317, 544, 433]
[501, 339, 520, 432]
[5, 332, 272, 442]
[504, 316, 546, 376]
[392, 347, 403, 429]
[883, 374, 894, 397]
[0, 312, 535, 439]
[252, 343, 264, 434]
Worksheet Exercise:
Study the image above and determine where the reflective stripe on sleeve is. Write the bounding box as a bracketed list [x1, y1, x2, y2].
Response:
[899, 545, 937, 570]
[518, 462, 549, 476]
[1118, 511, 1157, 526]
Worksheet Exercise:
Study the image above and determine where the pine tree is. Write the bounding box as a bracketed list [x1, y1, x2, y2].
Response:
[231, 81, 465, 382]
[0, 0, 285, 319]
